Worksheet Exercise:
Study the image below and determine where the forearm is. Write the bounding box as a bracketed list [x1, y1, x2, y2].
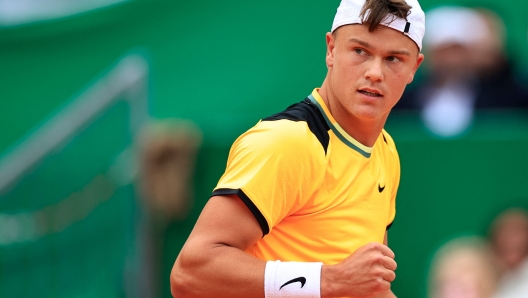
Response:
[171, 241, 265, 298]
[172, 243, 397, 298]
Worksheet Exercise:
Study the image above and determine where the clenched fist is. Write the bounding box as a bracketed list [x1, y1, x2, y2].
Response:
[320, 242, 397, 298]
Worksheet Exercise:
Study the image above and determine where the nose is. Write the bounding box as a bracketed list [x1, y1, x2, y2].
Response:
[364, 58, 383, 82]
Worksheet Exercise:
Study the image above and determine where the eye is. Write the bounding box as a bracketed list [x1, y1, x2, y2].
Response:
[354, 48, 367, 55]
[387, 56, 401, 62]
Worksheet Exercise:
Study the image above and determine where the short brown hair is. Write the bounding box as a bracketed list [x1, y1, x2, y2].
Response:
[360, 0, 412, 32]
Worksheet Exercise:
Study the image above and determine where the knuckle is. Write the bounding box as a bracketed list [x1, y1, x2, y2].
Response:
[380, 282, 391, 291]
[365, 242, 379, 250]
[373, 255, 384, 264]
[372, 278, 386, 291]
[372, 267, 383, 281]
[388, 271, 396, 282]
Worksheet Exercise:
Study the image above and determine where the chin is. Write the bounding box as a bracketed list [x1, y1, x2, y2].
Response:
[351, 107, 384, 121]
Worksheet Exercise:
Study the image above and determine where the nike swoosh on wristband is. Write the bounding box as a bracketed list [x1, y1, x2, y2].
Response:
[279, 277, 307, 290]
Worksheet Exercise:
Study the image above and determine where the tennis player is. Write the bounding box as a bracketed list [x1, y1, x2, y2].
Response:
[171, 0, 425, 297]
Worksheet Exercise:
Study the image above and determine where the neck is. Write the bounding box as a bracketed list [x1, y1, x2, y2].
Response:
[318, 80, 388, 148]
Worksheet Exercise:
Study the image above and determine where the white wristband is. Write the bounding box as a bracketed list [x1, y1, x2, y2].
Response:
[264, 260, 323, 298]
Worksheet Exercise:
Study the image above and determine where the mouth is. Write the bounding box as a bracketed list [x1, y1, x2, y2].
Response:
[358, 89, 383, 98]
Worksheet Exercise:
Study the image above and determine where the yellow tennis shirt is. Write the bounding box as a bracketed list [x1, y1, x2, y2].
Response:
[212, 89, 400, 265]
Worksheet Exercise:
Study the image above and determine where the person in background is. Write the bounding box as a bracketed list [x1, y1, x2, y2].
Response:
[428, 236, 498, 298]
[396, 6, 528, 137]
[489, 208, 528, 298]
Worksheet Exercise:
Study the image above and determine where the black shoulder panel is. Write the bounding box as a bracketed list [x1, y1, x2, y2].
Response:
[262, 99, 330, 154]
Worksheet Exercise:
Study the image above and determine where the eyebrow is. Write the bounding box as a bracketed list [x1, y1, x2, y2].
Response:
[388, 49, 411, 56]
[349, 38, 372, 49]
[348, 38, 411, 56]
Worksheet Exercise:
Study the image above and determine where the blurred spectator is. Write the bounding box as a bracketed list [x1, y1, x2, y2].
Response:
[489, 208, 528, 298]
[428, 236, 498, 298]
[139, 119, 202, 223]
[396, 6, 528, 137]
[137, 119, 202, 298]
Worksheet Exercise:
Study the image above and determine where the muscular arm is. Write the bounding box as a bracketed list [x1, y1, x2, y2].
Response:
[170, 195, 398, 298]
[171, 195, 265, 297]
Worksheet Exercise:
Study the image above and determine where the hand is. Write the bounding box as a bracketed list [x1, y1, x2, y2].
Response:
[321, 242, 397, 298]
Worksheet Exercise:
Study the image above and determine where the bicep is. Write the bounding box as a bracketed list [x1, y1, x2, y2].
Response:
[172, 195, 266, 297]
[186, 194, 263, 251]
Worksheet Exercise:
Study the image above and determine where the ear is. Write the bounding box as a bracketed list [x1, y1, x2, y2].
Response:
[326, 32, 336, 68]
[407, 53, 424, 84]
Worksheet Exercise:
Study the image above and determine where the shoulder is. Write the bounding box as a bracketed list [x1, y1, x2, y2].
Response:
[260, 99, 330, 154]
[236, 122, 322, 162]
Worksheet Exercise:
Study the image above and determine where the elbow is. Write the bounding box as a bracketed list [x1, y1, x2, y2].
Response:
[170, 260, 192, 298]
[170, 251, 205, 298]
[171, 240, 220, 297]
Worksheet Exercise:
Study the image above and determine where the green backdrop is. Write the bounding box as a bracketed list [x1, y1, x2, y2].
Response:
[1, 0, 527, 297]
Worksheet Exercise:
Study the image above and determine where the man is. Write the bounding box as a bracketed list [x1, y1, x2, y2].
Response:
[171, 0, 424, 297]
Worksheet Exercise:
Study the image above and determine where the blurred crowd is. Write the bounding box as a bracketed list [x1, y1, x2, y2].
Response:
[428, 208, 528, 298]
[395, 6, 528, 137]
[405, 5, 528, 297]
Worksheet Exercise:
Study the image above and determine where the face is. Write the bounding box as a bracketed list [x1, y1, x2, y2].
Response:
[492, 213, 528, 269]
[428, 44, 475, 81]
[325, 24, 424, 123]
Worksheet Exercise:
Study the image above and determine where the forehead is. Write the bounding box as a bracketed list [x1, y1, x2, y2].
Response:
[335, 24, 420, 55]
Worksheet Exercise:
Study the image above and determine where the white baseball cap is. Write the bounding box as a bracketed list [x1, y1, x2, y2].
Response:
[424, 6, 489, 49]
[331, 0, 426, 50]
